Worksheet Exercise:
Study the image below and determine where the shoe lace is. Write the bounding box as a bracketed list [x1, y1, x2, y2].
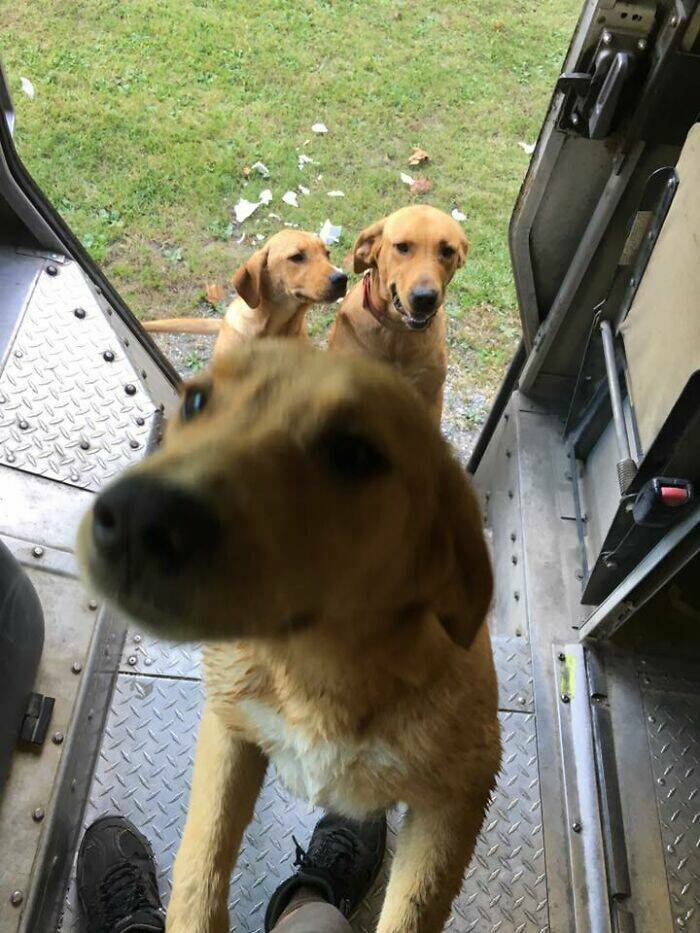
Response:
[293, 827, 360, 880]
[99, 860, 154, 928]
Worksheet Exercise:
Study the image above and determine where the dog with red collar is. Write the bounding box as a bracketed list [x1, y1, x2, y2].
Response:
[328, 205, 468, 424]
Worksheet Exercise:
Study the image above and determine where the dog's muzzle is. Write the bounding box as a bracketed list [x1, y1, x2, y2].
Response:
[390, 284, 437, 331]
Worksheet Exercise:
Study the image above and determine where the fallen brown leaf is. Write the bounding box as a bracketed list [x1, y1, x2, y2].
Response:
[242, 165, 251, 177]
[410, 177, 432, 195]
[204, 282, 227, 304]
[408, 146, 430, 166]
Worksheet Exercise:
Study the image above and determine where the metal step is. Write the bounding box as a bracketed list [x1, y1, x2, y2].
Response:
[59, 635, 546, 933]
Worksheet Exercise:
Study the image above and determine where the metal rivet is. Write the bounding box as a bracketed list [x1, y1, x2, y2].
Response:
[133, 634, 142, 643]
[658, 777, 666, 786]
[514, 591, 520, 601]
[80, 440, 90, 451]
[144, 657, 153, 666]
[71, 661, 82, 674]
[670, 14, 678, 27]
[125, 384, 136, 396]
[518, 696, 526, 705]
[10, 891, 23, 907]
[602, 29, 612, 44]
[52, 731, 64, 745]
[129, 439, 139, 450]
[70, 472, 79, 482]
[565, 471, 572, 481]
[103, 350, 115, 362]
[141, 369, 147, 379]
[558, 652, 566, 662]
[127, 655, 137, 666]
[515, 627, 522, 637]
[575, 569, 584, 580]
[158, 403, 165, 413]
[19, 419, 29, 430]
[637, 37, 647, 50]
[46, 265, 58, 276]
[571, 113, 580, 126]
[32, 546, 44, 558]
[485, 491, 491, 501]
[74, 308, 86, 319]
[508, 490, 514, 499]
[123, 338, 130, 347]
[88, 600, 98, 610]
[604, 557, 617, 569]
[510, 532, 516, 542]
[135, 416, 145, 426]
[572, 820, 582, 833]
[6, 452, 15, 463]
[505, 449, 511, 458]
[562, 694, 571, 704]
[14, 349, 23, 358]
[32, 807, 45, 822]
[511, 555, 518, 565]
[648, 716, 656, 724]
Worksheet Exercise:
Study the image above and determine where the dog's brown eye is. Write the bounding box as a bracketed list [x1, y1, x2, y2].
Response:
[181, 384, 210, 422]
[317, 427, 389, 481]
[394, 242, 410, 254]
[440, 244, 456, 259]
[289, 252, 306, 263]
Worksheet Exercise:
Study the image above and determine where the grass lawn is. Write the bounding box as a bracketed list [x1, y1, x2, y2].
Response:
[2, 0, 579, 398]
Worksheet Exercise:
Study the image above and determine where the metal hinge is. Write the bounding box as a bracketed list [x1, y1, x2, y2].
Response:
[18, 692, 55, 746]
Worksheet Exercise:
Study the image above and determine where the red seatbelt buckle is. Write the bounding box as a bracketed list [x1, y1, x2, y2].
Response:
[632, 477, 694, 527]
[659, 484, 689, 507]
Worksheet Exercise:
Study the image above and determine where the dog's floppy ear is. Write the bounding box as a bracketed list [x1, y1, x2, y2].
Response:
[456, 231, 469, 268]
[353, 219, 385, 274]
[232, 246, 269, 308]
[424, 451, 493, 651]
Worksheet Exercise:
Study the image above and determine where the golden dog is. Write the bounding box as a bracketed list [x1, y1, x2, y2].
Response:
[328, 205, 468, 423]
[144, 229, 347, 362]
[78, 340, 499, 933]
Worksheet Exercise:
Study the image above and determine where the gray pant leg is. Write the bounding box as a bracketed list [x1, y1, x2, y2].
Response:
[273, 901, 352, 933]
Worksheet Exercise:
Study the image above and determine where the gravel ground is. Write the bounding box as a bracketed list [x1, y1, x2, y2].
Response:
[150, 330, 486, 464]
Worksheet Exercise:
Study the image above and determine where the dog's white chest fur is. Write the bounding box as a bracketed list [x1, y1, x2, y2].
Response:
[238, 698, 401, 812]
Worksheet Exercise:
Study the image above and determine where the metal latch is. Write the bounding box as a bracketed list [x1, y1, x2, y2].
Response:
[18, 692, 55, 746]
[557, 27, 649, 139]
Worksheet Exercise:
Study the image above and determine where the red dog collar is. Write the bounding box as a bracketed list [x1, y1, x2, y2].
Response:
[362, 272, 387, 326]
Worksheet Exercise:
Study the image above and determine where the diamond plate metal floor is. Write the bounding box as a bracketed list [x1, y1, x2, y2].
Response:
[643, 688, 700, 931]
[61, 639, 547, 932]
[0, 259, 155, 491]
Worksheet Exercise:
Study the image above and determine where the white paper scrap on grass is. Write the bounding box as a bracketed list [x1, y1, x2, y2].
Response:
[319, 219, 342, 245]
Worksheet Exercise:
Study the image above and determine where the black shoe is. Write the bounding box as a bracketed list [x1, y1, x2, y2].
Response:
[264, 812, 387, 931]
[77, 815, 165, 933]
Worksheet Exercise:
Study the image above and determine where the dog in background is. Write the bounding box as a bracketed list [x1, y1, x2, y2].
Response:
[144, 229, 347, 363]
[78, 340, 500, 933]
[328, 205, 468, 423]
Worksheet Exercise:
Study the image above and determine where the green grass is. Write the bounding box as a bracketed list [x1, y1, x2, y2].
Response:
[2, 0, 579, 394]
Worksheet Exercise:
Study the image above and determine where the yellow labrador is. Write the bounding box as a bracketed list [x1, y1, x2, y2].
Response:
[144, 230, 347, 362]
[78, 340, 500, 933]
[329, 206, 468, 423]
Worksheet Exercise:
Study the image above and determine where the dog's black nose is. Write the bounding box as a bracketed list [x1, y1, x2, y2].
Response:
[329, 270, 348, 296]
[92, 475, 221, 571]
[409, 286, 439, 317]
